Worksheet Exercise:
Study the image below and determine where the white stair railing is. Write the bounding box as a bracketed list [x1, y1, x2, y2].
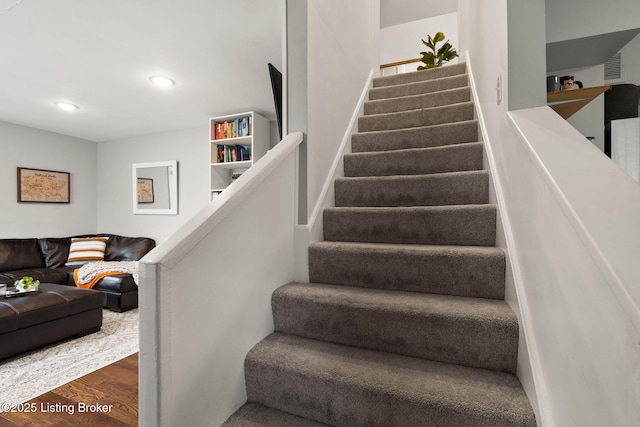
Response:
[138, 132, 304, 427]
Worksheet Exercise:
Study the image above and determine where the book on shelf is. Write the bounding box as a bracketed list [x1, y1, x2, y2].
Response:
[217, 145, 225, 163]
[237, 145, 251, 161]
[213, 116, 252, 140]
[224, 145, 236, 162]
[217, 144, 252, 163]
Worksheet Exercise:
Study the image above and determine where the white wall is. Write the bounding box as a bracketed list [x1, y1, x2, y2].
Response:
[0, 120, 98, 238]
[305, 0, 380, 223]
[507, 0, 547, 110]
[380, 13, 458, 66]
[460, 0, 640, 425]
[508, 108, 640, 427]
[458, 0, 542, 421]
[96, 125, 209, 243]
[548, 64, 606, 152]
[612, 118, 640, 181]
[621, 33, 640, 85]
[380, 0, 457, 28]
[546, 0, 640, 44]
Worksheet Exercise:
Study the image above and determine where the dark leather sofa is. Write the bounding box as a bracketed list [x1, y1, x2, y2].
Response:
[0, 234, 155, 312]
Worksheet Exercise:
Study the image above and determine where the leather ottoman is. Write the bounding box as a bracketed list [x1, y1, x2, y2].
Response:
[0, 283, 105, 360]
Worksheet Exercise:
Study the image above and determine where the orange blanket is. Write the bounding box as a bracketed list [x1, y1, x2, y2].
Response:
[74, 268, 127, 289]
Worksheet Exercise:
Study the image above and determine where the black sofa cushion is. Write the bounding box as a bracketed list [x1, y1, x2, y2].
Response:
[73, 234, 155, 261]
[38, 238, 71, 268]
[58, 266, 137, 293]
[0, 239, 44, 272]
[103, 235, 155, 261]
[0, 268, 68, 285]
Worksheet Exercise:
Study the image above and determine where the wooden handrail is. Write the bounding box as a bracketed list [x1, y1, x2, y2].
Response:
[380, 58, 421, 69]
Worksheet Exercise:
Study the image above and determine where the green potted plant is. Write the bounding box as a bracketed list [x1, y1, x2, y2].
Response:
[418, 32, 458, 70]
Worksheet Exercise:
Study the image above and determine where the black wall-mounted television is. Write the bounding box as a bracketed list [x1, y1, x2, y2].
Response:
[268, 63, 283, 141]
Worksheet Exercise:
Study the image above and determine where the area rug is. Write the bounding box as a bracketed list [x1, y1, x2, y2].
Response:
[0, 308, 138, 408]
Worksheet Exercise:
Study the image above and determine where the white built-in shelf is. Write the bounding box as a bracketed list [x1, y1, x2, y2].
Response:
[211, 160, 252, 170]
[208, 111, 269, 199]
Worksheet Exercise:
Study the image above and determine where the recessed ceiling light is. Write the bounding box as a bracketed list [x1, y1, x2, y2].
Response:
[55, 102, 79, 111]
[150, 76, 175, 87]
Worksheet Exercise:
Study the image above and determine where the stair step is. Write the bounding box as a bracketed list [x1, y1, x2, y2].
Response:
[273, 282, 518, 373]
[352, 120, 478, 153]
[344, 142, 483, 177]
[308, 241, 505, 299]
[364, 86, 471, 115]
[223, 402, 330, 427]
[359, 102, 474, 132]
[373, 62, 467, 88]
[335, 170, 490, 207]
[245, 333, 536, 427]
[323, 205, 496, 246]
[369, 74, 468, 101]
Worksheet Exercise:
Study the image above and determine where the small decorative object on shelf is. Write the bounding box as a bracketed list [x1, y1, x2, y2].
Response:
[14, 276, 40, 292]
[418, 32, 458, 70]
[209, 111, 269, 199]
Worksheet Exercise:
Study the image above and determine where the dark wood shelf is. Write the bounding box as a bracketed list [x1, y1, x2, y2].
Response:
[547, 85, 611, 119]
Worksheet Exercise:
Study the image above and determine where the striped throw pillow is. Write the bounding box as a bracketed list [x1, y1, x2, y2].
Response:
[66, 237, 109, 265]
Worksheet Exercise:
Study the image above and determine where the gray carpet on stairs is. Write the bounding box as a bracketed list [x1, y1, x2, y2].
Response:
[364, 86, 471, 115]
[243, 333, 534, 427]
[272, 282, 518, 373]
[368, 73, 469, 100]
[322, 205, 497, 246]
[224, 403, 330, 427]
[344, 142, 483, 177]
[335, 170, 490, 207]
[358, 101, 474, 132]
[308, 241, 506, 300]
[351, 119, 479, 153]
[372, 62, 467, 88]
[222, 63, 536, 426]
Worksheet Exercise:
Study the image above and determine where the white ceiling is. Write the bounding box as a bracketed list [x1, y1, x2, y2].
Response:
[547, 29, 640, 72]
[0, 0, 282, 142]
[3, 0, 632, 143]
[380, 0, 457, 28]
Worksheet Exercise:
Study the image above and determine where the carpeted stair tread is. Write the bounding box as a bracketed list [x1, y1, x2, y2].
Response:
[344, 142, 483, 177]
[245, 333, 536, 427]
[323, 205, 496, 246]
[308, 241, 506, 299]
[224, 58, 536, 426]
[369, 74, 468, 101]
[359, 101, 474, 132]
[273, 282, 518, 373]
[373, 62, 467, 88]
[222, 403, 330, 427]
[364, 86, 471, 115]
[352, 120, 478, 153]
[335, 170, 490, 207]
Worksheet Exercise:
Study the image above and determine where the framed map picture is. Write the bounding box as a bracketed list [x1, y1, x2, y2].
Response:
[137, 178, 154, 203]
[17, 167, 70, 203]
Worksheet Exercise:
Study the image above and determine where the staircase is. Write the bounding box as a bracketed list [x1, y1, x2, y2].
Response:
[223, 63, 536, 426]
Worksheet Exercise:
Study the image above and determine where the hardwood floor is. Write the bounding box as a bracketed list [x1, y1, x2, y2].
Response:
[0, 353, 138, 426]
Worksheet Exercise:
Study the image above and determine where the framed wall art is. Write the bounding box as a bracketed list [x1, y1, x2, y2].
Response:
[136, 178, 154, 203]
[17, 167, 70, 203]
